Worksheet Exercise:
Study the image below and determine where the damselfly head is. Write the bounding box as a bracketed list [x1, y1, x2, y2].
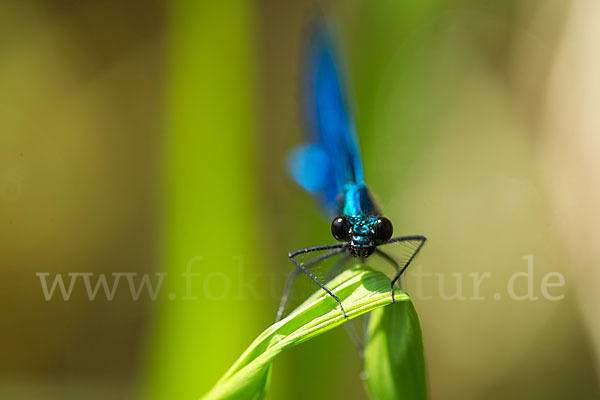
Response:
[330, 215, 393, 257]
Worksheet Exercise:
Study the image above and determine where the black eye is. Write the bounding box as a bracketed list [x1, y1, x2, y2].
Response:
[374, 217, 393, 244]
[331, 216, 351, 242]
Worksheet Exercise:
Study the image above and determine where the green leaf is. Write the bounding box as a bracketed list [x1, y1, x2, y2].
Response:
[201, 265, 410, 400]
[363, 300, 428, 400]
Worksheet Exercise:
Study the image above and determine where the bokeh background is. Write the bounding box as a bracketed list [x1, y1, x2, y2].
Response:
[2, 0, 599, 399]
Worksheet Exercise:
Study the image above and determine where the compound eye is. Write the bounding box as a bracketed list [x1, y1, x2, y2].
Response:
[374, 217, 393, 244]
[331, 216, 351, 242]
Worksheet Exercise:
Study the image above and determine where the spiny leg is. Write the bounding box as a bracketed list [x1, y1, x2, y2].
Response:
[287, 243, 350, 319]
[374, 248, 404, 302]
[276, 244, 347, 322]
[379, 236, 427, 302]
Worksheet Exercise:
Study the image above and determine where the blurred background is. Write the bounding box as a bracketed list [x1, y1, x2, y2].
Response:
[1, 0, 599, 399]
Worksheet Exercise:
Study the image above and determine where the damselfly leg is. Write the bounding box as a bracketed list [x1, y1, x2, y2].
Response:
[379, 235, 427, 302]
[276, 243, 349, 322]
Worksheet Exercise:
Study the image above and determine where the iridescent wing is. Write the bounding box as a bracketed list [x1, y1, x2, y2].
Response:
[288, 24, 364, 216]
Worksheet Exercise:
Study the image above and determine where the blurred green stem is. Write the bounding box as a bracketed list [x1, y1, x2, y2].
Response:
[143, 1, 260, 399]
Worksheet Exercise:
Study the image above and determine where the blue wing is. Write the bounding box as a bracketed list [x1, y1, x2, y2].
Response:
[288, 24, 365, 216]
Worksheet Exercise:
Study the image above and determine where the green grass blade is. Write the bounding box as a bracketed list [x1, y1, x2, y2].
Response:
[363, 300, 428, 400]
[202, 265, 410, 400]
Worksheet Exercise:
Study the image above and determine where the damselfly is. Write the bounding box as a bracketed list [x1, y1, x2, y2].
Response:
[276, 23, 426, 322]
